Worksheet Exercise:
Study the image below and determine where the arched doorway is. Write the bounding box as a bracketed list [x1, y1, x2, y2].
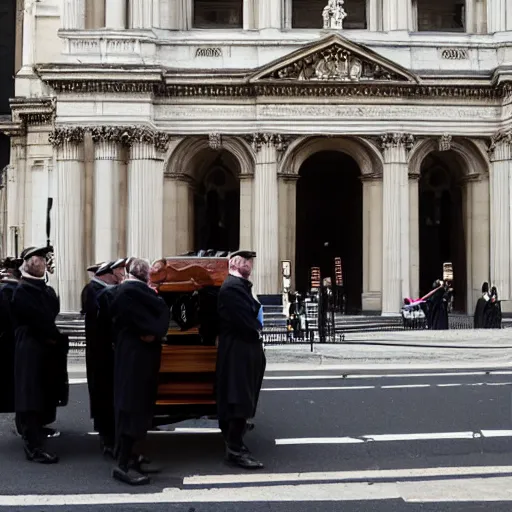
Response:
[193, 149, 240, 252]
[295, 151, 363, 312]
[419, 151, 466, 311]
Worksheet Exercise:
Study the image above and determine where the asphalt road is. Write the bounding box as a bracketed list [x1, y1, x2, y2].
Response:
[3, 369, 512, 510]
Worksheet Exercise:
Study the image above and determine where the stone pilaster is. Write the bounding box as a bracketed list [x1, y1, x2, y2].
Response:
[409, 171, 420, 301]
[61, 0, 86, 30]
[258, 0, 281, 30]
[91, 127, 123, 263]
[380, 133, 414, 315]
[105, 0, 126, 29]
[125, 127, 170, 262]
[252, 134, 280, 295]
[7, 137, 26, 256]
[240, 172, 254, 255]
[163, 172, 194, 256]
[49, 127, 86, 313]
[278, 172, 298, 291]
[489, 133, 511, 301]
[383, 0, 411, 30]
[361, 173, 383, 312]
[463, 174, 490, 312]
[129, 0, 153, 28]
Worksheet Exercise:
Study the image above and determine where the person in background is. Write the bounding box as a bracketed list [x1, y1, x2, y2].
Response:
[109, 258, 170, 485]
[216, 250, 266, 470]
[473, 282, 490, 329]
[10, 246, 69, 464]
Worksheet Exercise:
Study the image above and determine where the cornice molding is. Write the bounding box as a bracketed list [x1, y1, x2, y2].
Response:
[40, 77, 511, 100]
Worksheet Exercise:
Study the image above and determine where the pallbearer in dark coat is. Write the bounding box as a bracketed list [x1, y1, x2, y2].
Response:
[83, 260, 120, 457]
[109, 258, 170, 486]
[216, 250, 266, 470]
[0, 258, 22, 414]
[10, 246, 69, 464]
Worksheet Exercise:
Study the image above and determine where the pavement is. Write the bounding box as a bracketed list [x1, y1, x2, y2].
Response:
[3, 332, 512, 510]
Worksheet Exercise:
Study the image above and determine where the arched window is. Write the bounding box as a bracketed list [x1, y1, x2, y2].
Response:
[415, 0, 465, 31]
[292, 0, 368, 29]
[193, 0, 243, 29]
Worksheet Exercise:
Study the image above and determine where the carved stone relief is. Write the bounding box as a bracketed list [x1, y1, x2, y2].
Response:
[48, 127, 86, 147]
[262, 44, 404, 82]
[380, 133, 415, 151]
[209, 133, 222, 150]
[244, 134, 294, 156]
[438, 134, 452, 152]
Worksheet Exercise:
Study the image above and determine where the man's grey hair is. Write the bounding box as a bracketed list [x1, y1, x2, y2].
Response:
[129, 258, 150, 283]
[22, 255, 46, 278]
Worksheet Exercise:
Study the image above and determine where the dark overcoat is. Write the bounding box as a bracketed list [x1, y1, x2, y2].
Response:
[110, 280, 170, 438]
[216, 274, 266, 422]
[427, 288, 450, 330]
[0, 279, 19, 413]
[83, 279, 116, 425]
[11, 278, 68, 414]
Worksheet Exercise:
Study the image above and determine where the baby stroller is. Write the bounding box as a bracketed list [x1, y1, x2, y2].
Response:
[401, 298, 428, 330]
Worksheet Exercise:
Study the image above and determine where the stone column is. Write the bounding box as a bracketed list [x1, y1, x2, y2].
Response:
[489, 134, 511, 301]
[126, 128, 169, 262]
[240, 172, 254, 254]
[487, 0, 507, 32]
[361, 173, 383, 312]
[243, 0, 256, 30]
[105, 0, 126, 29]
[49, 127, 85, 313]
[278, 173, 298, 291]
[465, 174, 490, 312]
[85, 0, 106, 29]
[61, 0, 86, 29]
[91, 127, 123, 263]
[163, 173, 194, 256]
[129, 0, 153, 28]
[409, 171, 420, 301]
[383, 0, 410, 30]
[368, 0, 382, 31]
[381, 134, 413, 315]
[252, 134, 280, 296]
[258, 0, 281, 30]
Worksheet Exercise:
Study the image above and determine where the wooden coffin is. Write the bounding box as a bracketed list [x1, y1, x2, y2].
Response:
[150, 257, 229, 293]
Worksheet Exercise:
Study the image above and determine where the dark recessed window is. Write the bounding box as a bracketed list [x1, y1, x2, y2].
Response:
[193, 0, 243, 29]
[292, 0, 367, 29]
[417, 0, 465, 32]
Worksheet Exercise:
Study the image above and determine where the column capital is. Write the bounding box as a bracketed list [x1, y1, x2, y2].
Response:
[240, 171, 255, 180]
[408, 172, 421, 181]
[489, 131, 512, 161]
[380, 133, 415, 151]
[245, 134, 293, 154]
[121, 126, 172, 154]
[49, 127, 85, 147]
[49, 127, 85, 160]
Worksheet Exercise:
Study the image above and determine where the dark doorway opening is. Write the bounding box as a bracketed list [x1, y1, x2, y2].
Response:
[419, 152, 466, 312]
[193, 150, 240, 253]
[295, 151, 363, 313]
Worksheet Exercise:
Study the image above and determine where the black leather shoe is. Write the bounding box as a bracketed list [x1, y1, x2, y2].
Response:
[225, 450, 264, 470]
[130, 455, 161, 474]
[112, 466, 150, 485]
[24, 447, 59, 464]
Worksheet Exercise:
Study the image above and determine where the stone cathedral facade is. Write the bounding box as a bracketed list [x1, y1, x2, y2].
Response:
[1, 0, 512, 315]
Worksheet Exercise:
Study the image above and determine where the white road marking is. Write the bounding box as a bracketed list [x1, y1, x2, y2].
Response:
[184, 465, 512, 486]
[381, 384, 431, 389]
[264, 371, 512, 380]
[0, 483, 400, 506]
[437, 383, 462, 387]
[262, 386, 375, 392]
[276, 429, 512, 445]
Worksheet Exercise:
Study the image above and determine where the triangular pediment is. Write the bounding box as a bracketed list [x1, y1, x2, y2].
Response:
[249, 34, 419, 84]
